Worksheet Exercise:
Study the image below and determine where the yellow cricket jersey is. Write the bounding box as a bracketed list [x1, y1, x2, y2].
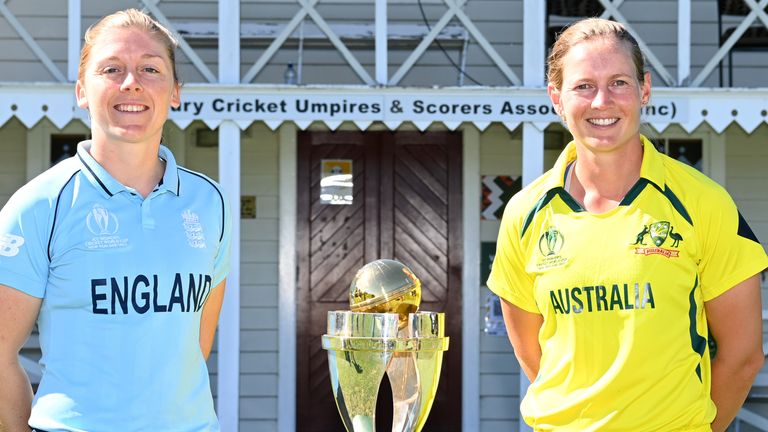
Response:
[487, 136, 768, 431]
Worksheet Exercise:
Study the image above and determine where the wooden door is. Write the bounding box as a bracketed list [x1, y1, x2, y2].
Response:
[297, 131, 463, 431]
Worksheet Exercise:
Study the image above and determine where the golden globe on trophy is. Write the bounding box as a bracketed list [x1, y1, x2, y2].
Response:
[321, 259, 449, 432]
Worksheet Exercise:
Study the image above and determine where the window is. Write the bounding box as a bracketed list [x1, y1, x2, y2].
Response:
[50, 134, 85, 166]
[650, 138, 703, 171]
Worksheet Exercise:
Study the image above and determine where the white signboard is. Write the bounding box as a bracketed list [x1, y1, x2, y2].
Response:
[169, 93, 684, 125]
[8, 84, 768, 133]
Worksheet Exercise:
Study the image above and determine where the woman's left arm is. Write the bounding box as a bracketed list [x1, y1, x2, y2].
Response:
[706, 274, 765, 432]
[200, 279, 227, 360]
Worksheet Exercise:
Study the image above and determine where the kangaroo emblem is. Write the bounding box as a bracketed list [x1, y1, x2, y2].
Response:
[633, 225, 649, 245]
[669, 227, 683, 247]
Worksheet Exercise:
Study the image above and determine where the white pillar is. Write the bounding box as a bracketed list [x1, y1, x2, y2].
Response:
[375, 0, 388, 85]
[278, 123, 298, 432]
[522, 0, 547, 186]
[520, 2, 546, 431]
[216, 122, 241, 432]
[677, 0, 691, 85]
[216, 1, 241, 431]
[523, 0, 546, 87]
[522, 124, 545, 187]
[67, 0, 80, 82]
[462, 125, 481, 432]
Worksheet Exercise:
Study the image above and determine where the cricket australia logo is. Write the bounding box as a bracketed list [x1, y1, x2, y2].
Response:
[182, 209, 206, 249]
[536, 226, 568, 270]
[632, 221, 683, 258]
[85, 204, 129, 249]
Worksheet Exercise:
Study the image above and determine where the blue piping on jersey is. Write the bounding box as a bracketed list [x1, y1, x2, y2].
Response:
[688, 275, 707, 382]
[177, 167, 226, 242]
[48, 171, 81, 262]
[77, 152, 113, 197]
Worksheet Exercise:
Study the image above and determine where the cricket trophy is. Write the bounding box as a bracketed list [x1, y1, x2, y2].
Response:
[321, 259, 449, 432]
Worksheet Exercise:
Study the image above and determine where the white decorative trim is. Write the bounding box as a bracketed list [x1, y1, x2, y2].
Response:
[353, 120, 373, 130]
[3, 85, 768, 134]
[203, 119, 223, 130]
[443, 121, 461, 130]
[324, 120, 342, 130]
[413, 120, 431, 131]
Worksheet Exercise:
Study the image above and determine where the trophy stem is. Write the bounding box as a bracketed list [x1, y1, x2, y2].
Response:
[388, 352, 420, 432]
[327, 349, 393, 432]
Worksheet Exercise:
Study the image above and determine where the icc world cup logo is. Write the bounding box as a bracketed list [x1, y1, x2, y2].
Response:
[538, 226, 564, 256]
[86, 204, 119, 236]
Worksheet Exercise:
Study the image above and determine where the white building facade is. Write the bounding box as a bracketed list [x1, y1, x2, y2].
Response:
[2, 0, 768, 431]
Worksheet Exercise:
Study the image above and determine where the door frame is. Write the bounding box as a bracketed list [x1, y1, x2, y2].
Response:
[277, 124, 481, 431]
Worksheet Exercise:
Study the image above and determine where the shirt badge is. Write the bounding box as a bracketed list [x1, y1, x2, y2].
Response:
[182, 209, 206, 249]
[632, 220, 682, 258]
[85, 204, 129, 249]
[535, 226, 568, 270]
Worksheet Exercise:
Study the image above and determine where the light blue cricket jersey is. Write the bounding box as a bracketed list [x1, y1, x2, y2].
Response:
[0, 141, 231, 432]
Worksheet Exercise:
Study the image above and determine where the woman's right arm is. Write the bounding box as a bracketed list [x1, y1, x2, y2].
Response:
[0, 284, 41, 432]
[500, 298, 544, 382]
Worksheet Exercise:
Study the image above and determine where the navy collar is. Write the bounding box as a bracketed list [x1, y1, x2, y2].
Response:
[76, 140, 181, 198]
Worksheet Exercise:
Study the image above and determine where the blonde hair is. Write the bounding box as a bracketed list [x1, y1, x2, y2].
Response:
[547, 18, 645, 90]
[78, 8, 179, 83]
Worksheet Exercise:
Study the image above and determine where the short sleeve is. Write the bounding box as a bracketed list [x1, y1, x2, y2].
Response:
[0, 188, 52, 298]
[211, 190, 232, 287]
[486, 201, 539, 313]
[698, 189, 768, 301]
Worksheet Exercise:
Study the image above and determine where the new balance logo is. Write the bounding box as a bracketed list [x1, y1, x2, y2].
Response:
[0, 234, 25, 257]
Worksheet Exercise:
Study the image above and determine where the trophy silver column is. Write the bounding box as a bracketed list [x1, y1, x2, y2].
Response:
[321, 259, 449, 432]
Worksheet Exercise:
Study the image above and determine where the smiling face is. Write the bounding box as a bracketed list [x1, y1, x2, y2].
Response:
[548, 37, 650, 155]
[76, 27, 180, 147]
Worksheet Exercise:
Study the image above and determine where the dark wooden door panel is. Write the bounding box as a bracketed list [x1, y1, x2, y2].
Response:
[297, 135, 374, 432]
[390, 134, 462, 432]
[297, 131, 462, 432]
